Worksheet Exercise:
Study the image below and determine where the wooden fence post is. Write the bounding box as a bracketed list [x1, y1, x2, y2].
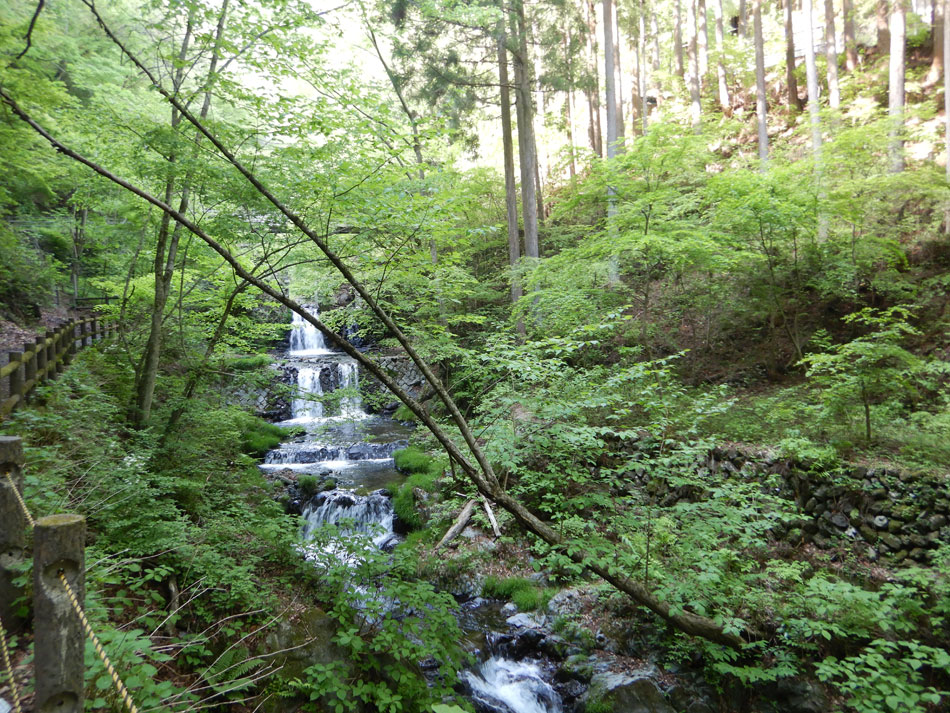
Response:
[79, 319, 88, 348]
[91, 316, 99, 342]
[67, 321, 78, 359]
[0, 436, 26, 630]
[34, 513, 85, 713]
[53, 325, 65, 377]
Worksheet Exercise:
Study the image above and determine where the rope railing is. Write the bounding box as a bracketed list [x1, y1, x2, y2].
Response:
[0, 436, 140, 713]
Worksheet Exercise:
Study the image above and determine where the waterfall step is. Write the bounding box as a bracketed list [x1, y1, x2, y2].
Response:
[264, 439, 408, 465]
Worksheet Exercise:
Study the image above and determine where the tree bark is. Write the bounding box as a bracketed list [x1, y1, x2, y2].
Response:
[675, 0, 686, 78]
[877, 0, 891, 53]
[754, 0, 770, 169]
[842, 0, 858, 69]
[714, 0, 731, 111]
[825, 0, 841, 108]
[927, 0, 944, 83]
[889, 0, 906, 172]
[738, 0, 748, 37]
[804, 0, 822, 156]
[498, 25, 523, 312]
[640, 5, 650, 130]
[587, 0, 604, 156]
[785, 0, 804, 111]
[944, 0, 949, 232]
[698, 0, 709, 83]
[613, 0, 626, 139]
[604, 0, 619, 158]
[687, 0, 702, 130]
[511, 0, 540, 259]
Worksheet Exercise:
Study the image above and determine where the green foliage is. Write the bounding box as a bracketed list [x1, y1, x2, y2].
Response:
[482, 575, 552, 612]
[816, 639, 949, 713]
[236, 413, 293, 458]
[392, 459, 442, 531]
[298, 475, 321, 498]
[800, 307, 924, 441]
[393, 446, 437, 474]
[227, 354, 273, 371]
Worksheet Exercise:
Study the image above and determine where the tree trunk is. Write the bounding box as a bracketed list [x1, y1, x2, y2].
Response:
[877, 0, 891, 53]
[498, 26, 523, 310]
[675, 0, 686, 77]
[604, 0, 619, 158]
[687, 0, 702, 130]
[754, 0, 770, 169]
[739, 0, 748, 37]
[825, 0, 841, 108]
[698, 0, 709, 83]
[651, 12, 661, 70]
[889, 0, 906, 172]
[715, 0, 731, 111]
[511, 0, 540, 259]
[842, 0, 858, 69]
[927, 0, 944, 83]
[804, 0, 822, 155]
[944, 0, 949, 232]
[587, 0, 604, 156]
[564, 30, 578, 177]
[613, 0, 626, 139]
[786, 0, 804, 111]
[640, 5, 650, 130]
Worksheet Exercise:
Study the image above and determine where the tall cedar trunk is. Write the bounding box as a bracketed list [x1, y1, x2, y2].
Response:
[651, 12, 661, 70]
[739, 0, 747, 36]
[698, 0, 709, 84]
[632, 23, 643, 133]
[889, 0, 906, 171]
[843, 0, 858, 69]
[604, 0, 619, 158]
[786, 0, 804, 111]
[927, 0, 944, 83]
[3, 11, 752, 648]
[675, 0, 686, 77]
[878, 0, 891, 52]
[640, 5, 650, 130]
[498, 26, 523, 310]
[944, 0, 949, 232]
[804, 0, 822, 155]
[613, 0, 625, 139]
[604, 0, 620, 285]
[132, 12, 194, 428]
[714, 0, 731, 111]
[587, 0, 604, 155]
[825, 0, 841, 108]
[754, 0, 769, 169]
[511, 0, 540, 258]
[687, 0, 702, 129]
[564, 30, 578, 177]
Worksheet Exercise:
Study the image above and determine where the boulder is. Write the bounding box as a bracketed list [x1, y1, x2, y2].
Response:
[579, 672, 675, 713]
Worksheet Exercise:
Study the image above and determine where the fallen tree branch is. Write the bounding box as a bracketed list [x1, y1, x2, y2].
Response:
[436, 499, 476, 549]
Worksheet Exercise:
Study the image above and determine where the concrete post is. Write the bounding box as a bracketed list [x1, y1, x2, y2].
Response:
[24, 341, 37, 390]
[34, 513, 85, 713]
[35, 336, 47, 385]
[7, 352, 23, 406]
[0, 436, 26, 630]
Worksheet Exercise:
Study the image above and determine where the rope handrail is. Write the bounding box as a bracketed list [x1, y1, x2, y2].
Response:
[58, 571, 140, 713]
[4, 471, 34, 528]
[0, 618, 24, 713]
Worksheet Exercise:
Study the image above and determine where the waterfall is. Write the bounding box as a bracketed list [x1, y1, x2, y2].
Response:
[462, 658, 563, 713]
[301, 489, 397, 551]
[291, 367, 325, 420]
[337, 361, 363, 418]
[289, 308, 330, 356]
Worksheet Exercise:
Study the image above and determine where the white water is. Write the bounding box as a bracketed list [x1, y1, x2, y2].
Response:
[289, 309, 332, 356]
[301, 489, 396, 550]
[291, 366, 325, 420]
[462, 658, 563, 713]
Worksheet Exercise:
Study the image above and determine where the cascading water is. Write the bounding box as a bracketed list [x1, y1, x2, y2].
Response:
[289, 309, 331, 356]
[462, 658, 562, 713]
[266, 300, 563, 713]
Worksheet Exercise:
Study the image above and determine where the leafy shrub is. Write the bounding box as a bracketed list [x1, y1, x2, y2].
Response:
[226, 354, 273, 371]
[236, 413, 290, 457]
[393, 468, 441, 531]
[298, 475, 320, 498]
[393, 446, 435, 474]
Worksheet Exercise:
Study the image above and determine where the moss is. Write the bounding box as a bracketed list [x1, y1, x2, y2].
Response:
[393, 446, 435, 474]
[393, 404, 418, 422]
[392, 459, 443, 531]
[227, 354, 273, 371]
[298, 475, 320, 498]
[237, 413, 290, 457]
[482, 575, 553, 612]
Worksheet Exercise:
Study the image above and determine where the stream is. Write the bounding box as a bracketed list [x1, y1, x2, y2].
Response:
[263, 306, 563, 713]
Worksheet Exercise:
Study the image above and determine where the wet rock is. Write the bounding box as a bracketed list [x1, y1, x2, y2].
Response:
[507, 612, 546, 630]
[262, 607, 342, 681]
[548, 587, 589, 618]
[871, 515, 889, 530]
[774, 678, 828, 713]
[829, 512, 849, 529]
[579, 673, 674, 713]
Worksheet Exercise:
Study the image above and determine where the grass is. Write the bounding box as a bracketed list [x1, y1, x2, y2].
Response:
[237, 414, 291, 457]
[392, 447, 445, 530]
[393, 404, 418, 422]
[482, 575, 554, 612]
[227, 354, 273, 371]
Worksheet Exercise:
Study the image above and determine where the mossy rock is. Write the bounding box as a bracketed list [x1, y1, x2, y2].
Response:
[579, 673, 675, 713]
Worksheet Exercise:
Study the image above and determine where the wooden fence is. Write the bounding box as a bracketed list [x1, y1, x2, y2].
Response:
[0, 315, 112, 420]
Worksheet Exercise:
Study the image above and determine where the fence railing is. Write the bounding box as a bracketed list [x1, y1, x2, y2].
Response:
[0, 315, 113, 420]
[1, 436, 137, 713]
